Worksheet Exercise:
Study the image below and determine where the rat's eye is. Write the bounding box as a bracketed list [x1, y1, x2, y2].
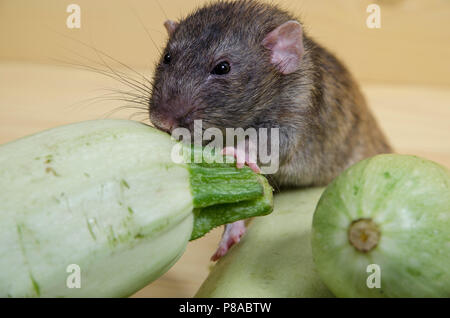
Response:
[211, 61, 230, 75]
[163, 53, 172, 64]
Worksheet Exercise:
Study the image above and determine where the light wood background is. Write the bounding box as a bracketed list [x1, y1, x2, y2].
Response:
[0, 0, 449, 297]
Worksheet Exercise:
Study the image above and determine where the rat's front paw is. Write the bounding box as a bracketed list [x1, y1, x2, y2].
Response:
[211, 220, 246, 261]
[222, 146, 261, 174]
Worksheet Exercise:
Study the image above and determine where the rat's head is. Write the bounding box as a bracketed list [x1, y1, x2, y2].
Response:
[149, 0, 305, 134]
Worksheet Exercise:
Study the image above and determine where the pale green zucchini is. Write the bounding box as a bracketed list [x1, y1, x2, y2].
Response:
[0, 119, 272, 297]
[311, 155, 450, 297]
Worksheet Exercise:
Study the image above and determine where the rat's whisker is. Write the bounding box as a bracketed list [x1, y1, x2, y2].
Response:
[100, 88, 151, 102]
[128, 111, 150, 121]
[89, 42, 155, 97]
[52, 46, 155, 103]
[88, 94, 150, 108]
[128, 4, 163, 57]
[53, 57, 153, 98]
[51, 30, 154, 87]
[100, 104, 150, 119]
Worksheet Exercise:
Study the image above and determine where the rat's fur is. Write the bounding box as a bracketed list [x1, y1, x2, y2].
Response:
[150, 0, 392, 188]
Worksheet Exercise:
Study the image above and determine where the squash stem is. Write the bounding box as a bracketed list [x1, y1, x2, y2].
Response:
[185, 145, 273, 240]
[348, 218, 380, 253]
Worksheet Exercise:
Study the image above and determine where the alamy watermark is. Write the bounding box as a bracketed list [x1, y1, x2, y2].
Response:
[366, 264, 381, 289]
[366, 4, 381, 29]
[170, 120, 280, 174]
[66, 4, 81, 29]
[66, 264, 81, 289]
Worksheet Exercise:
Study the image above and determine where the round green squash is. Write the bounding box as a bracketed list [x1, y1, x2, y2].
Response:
[311, 154, 450, 297]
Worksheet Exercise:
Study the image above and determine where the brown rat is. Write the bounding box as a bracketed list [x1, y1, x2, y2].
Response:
[149, 0, 392, 259]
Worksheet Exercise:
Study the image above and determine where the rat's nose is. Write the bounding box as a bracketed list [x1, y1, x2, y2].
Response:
[150, 97, 195, 133]
[153, 116, 178, 134]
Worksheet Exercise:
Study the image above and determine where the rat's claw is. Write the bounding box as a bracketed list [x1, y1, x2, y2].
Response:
[247, 162, 261, 174]
[210, 247, 227, 262]
[222, 146, 245, 167]
[221, 146, 261, 174]
[211, 220, 246, 261]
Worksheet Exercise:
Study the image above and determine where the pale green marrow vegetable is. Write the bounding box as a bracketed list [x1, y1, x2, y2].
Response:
[195, 187, 333, 298]
[312, 154, 450, 297]
[0, 119, 272, 297]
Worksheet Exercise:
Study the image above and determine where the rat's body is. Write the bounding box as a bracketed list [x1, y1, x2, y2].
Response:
[149, 0, 392, 259]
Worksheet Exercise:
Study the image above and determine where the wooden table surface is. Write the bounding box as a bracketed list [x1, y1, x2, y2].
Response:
[0, 62, 449, 297]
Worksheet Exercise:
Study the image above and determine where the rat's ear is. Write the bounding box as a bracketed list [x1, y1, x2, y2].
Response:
[262, 20, 304, 74]
[164, 20, 179, 36]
